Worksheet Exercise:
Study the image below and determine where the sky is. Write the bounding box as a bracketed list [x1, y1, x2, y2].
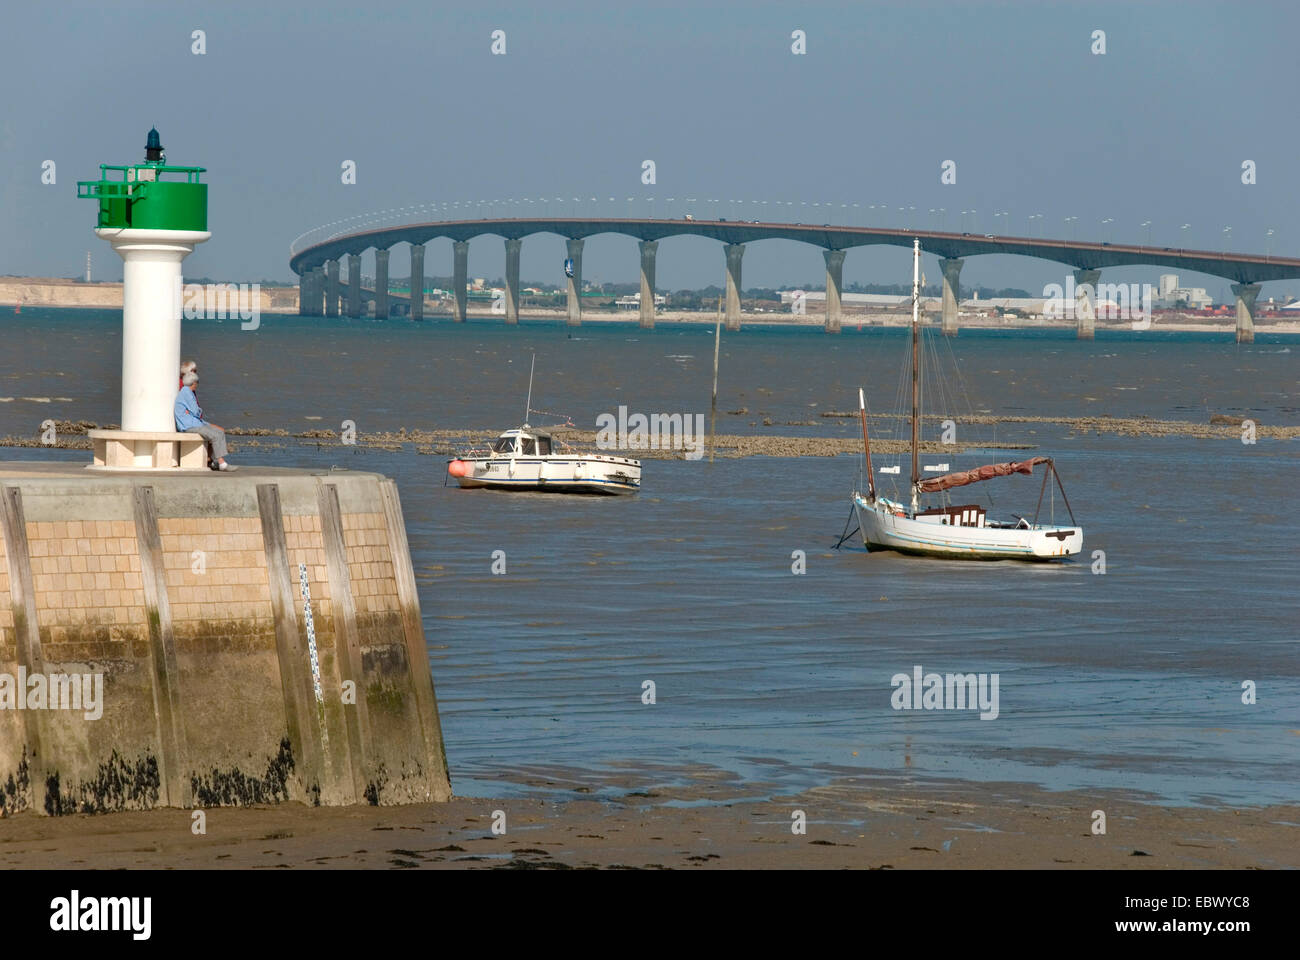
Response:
[3, 0, 1300, 302]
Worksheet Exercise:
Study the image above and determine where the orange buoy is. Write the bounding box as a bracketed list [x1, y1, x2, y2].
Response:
[447, 460, 473, 478]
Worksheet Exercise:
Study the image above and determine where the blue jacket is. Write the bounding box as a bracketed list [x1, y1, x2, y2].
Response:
[174, 386, 204, 431]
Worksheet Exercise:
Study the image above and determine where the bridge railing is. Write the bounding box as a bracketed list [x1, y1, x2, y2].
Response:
[288, 198, 1289, 280]
[288, 197, 1002, 259]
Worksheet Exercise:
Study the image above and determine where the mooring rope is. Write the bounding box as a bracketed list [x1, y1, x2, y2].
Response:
[832, 501, 861, 549]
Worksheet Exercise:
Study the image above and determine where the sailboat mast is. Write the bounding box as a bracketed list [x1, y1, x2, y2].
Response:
[859, 387, 875, 499]
[910, 239, 921, 506]
[524, 353, 536, 425]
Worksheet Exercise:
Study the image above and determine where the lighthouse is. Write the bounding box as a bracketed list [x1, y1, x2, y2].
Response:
[78, 129, 210, 464]
[0, 130, 450, 817]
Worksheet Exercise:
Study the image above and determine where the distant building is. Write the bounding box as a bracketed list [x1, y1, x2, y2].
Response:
[1155, 273, 1213, 309]
[778, 291, 934, 308]
[615, 292, 667, 310]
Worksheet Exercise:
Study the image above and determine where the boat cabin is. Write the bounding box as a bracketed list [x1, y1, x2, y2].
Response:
[491, 428, 553, 456]
[916, 504, 986, 528]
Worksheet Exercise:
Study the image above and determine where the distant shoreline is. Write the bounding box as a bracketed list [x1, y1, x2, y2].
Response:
[4, 277, 1298, 334]
[493, 308, 1300, 334]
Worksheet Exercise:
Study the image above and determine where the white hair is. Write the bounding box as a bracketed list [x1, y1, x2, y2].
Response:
[182, 371, 199, 387]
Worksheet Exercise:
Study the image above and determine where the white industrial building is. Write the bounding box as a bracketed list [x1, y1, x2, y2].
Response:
[1155, 274, 1213, 309]
[614, 291, 668, 310]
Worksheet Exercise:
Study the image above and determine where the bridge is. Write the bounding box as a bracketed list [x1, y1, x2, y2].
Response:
[289, 218, 1300, 342]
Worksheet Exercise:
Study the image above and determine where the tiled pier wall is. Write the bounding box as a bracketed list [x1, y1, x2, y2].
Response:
[0, 464, 450, 814]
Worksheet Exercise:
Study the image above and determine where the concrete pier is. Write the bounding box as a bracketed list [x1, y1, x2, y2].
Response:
[638, 240, 658, 330]
[325, 259, 339, 318]
[0, 463, 451, 813]
[565, 238, 584, 326]
[1231, 282, 1259, 344]
[310, 266, 326, 317]
[504, 238, 521, 325]
[823, 249, 845, 334]
[373, 248, 390, 320]
[298, 271, 309, 316]
[409, 244, 424, 322]
[1073, 268, 1100, 339]
[724, 243, 745, 331]
[452, 241, 468, 323]
[940, 257, 963, 336]
[347, 253, 362, 319]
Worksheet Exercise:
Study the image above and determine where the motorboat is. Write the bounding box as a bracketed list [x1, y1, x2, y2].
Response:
[447, 426, 641, 494]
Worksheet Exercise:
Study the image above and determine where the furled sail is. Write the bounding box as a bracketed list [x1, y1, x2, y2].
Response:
[916, 456, 1049, 493]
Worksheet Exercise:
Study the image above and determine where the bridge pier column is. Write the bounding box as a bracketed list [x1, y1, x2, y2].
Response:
[310, 266, 325, 316]
[823, 249, 845, 333]
[347, 253, 362, 318]
[1231, 282, 1260, 344]
[409, 243, 425, 321]
[374, 248, 390, 319]
[1073, 268, 1100, 339]
[504, 238, 521, 325]
[724, 243, 745, 331]
[638, 240, 658, 329]
[452, 240, 468, 322]
[566, 238, 584, 326]
[940, 257, 963, 336]
[298, 271, 309, 316]
[325, 259, 339, 317]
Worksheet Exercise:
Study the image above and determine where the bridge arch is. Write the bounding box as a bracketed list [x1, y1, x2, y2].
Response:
[290, 217, 1300, 341]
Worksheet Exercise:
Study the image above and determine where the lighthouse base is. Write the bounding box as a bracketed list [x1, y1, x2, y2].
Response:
[0, 462, 451, 814]
[88, 429, 210, 470]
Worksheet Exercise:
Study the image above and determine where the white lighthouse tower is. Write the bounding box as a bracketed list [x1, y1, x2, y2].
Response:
[78, 129, 211, 468]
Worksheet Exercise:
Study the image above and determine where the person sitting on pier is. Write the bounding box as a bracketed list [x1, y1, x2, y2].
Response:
[174, 370, 230, 471]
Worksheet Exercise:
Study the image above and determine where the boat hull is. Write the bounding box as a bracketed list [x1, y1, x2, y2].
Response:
[448, 455, 641, 495]
[854, 495, 1081, 561]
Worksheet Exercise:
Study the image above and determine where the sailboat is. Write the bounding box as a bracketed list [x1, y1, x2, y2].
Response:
[850, 240, 1082, 561]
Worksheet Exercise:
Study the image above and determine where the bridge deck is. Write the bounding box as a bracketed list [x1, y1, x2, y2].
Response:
[291, 217, 1300, 284]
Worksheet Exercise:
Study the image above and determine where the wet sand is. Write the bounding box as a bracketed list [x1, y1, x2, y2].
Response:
[1, 770, 1292, 869]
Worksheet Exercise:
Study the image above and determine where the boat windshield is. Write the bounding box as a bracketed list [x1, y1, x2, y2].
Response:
[491, 434, 551, 455]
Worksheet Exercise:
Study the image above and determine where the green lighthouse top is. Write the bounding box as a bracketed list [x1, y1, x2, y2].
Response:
[77, 127, 207, 232]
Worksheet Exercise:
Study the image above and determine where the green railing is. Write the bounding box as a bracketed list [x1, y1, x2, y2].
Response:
[77, 161, 209, 231]
[77, 163, 205, 200]
[77, 179, 147, 200]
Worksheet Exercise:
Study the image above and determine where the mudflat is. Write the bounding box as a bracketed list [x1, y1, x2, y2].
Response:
[1, 770, 1293, 870]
